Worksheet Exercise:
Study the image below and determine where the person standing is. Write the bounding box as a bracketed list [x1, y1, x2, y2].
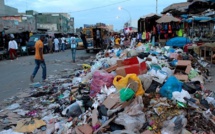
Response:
[80, 32, 87, 49]
[30, 35, 46, 82]
[48, 36, 53, 53]
[54, 37, 59, 52]
[61, 36, 66, 52]
[70, 34, 77, 63]
[114, 35, 120, 48]
[8, 36, 18, 60]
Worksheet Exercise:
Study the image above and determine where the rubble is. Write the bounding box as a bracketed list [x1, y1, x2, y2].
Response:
[0, 43, 215, 134]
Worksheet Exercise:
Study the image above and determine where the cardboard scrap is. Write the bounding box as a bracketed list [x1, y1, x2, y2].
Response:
[92, 109, 99, 126]
[174, 60, 192, 81]
[141, 130, 153, 134]
[77, 124, 93, 134]
[93, 115, 116, 134]
[103, 94, 120, 109]
[105, 64, 118, 73]
[117, 56, 139, 67]
[116, 61, 147, 77]
[128, 79, 139, 92]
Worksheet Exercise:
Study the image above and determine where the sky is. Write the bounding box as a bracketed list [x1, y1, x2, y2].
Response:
[5, 0, 187, 30]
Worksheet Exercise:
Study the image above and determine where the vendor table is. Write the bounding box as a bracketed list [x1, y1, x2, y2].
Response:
[199, 46, 215, 64]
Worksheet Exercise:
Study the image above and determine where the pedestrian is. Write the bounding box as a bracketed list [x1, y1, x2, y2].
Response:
[80, 32, 87, 49]
[71, 34, 77, 63]
[61, 36, 66, 51]
[123, 36, 130, 48]
[120, 34, 125, 49]
[48, 36, 53, 53]
[114, 35, 120, 48]
[8, 36, 18, 60]
[54, 37, 59, 52]
[30, 35, 46, 82]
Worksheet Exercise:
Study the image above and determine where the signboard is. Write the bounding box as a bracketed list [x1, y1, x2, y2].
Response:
[2, 16, 22, 22]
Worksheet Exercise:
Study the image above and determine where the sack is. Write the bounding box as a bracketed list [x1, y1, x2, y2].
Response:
[113, 74, 144, 96]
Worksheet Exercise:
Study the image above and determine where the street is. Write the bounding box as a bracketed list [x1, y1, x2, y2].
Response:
[0, 49, 95, 103]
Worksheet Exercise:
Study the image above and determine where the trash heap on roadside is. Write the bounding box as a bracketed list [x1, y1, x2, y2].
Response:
[0, 43, 215, 134]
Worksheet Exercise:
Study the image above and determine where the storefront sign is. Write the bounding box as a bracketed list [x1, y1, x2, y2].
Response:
[1, 16, 22, 22]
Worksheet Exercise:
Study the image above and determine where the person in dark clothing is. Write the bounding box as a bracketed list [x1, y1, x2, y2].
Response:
[80, 32, 87, 49]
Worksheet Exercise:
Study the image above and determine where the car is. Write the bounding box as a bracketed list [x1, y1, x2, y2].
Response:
[26, 34, 47, 54]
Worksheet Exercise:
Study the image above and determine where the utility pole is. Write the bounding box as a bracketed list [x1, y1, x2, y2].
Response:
[156, 0, 158, 14]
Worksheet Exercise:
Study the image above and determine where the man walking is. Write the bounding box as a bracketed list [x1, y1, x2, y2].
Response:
[8, 36, 18, 60]
[30, 35, 46, 82]
[71, 34, 77, 63]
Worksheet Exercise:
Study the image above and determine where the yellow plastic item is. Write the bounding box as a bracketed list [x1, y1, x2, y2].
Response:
[113, 74, 144, 96]
[82, 64, 91, 70]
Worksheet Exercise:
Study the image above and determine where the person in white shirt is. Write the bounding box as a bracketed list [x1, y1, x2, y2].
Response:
[8, 37, 18, 60]
[70, 34, 77, 63]
[54, 37, 59, 52]
[61, 37, 66, 52]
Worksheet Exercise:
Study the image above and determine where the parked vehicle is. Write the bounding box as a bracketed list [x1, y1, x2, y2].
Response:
[76, 38, 84, 50]
[26, 34, 47, 54]
[82, 25, 109, 53]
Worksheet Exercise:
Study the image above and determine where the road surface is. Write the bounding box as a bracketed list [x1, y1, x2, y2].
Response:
[0, 49, 95, 103]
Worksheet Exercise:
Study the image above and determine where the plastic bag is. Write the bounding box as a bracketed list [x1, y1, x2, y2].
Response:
[90, 70, 114, 97]
[162, 67, 174, 78]
[138, 74, 153, 90]
[120, 88, 135, 102]
[161, 115, 187, 134]
[113, 74, 144, 96]
[159, 76, 182, 99]
[91, 61, 102, 72]
[62, 102, 82, 117]
[114, 112, 145, 131]
[148, 69, 168, 84]
[172, 89, 191, 103]
[188, 69, 199, 79]
[125, 96, 145, 116]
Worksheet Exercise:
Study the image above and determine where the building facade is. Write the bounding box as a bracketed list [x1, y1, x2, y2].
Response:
[26, 10, 74, 33]
[0, 0, 18, 17]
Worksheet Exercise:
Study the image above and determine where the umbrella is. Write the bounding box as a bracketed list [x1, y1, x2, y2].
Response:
[166, 37, 191, 48]
[156, 15, 181, 23]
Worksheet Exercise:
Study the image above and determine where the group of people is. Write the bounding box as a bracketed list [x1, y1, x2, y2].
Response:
[46, 36, 67, 53]
[30, 34, 78, 83]
[105, 32, 138, 50]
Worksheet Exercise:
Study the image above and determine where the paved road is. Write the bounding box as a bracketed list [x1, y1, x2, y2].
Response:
[0, 49, 95, 103]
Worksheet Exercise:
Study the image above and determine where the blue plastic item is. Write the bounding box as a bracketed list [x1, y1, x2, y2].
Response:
[166, 37, 191, 48]
[116, 49, 122, 57]
[159, 76, 182, 99]
[170, 60, 178, 67]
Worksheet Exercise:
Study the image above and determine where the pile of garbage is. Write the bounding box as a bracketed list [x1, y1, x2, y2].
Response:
[0, 44, 215, 134]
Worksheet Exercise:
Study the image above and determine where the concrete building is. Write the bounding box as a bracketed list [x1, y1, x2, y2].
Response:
[0, 0, 35, 33]
[0, 0, 18, 17]
[26, 10, 74, 33]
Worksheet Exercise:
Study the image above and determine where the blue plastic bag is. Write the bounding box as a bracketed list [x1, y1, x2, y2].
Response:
[170, 60, 178, 67]
[159, 76, 182, 99]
